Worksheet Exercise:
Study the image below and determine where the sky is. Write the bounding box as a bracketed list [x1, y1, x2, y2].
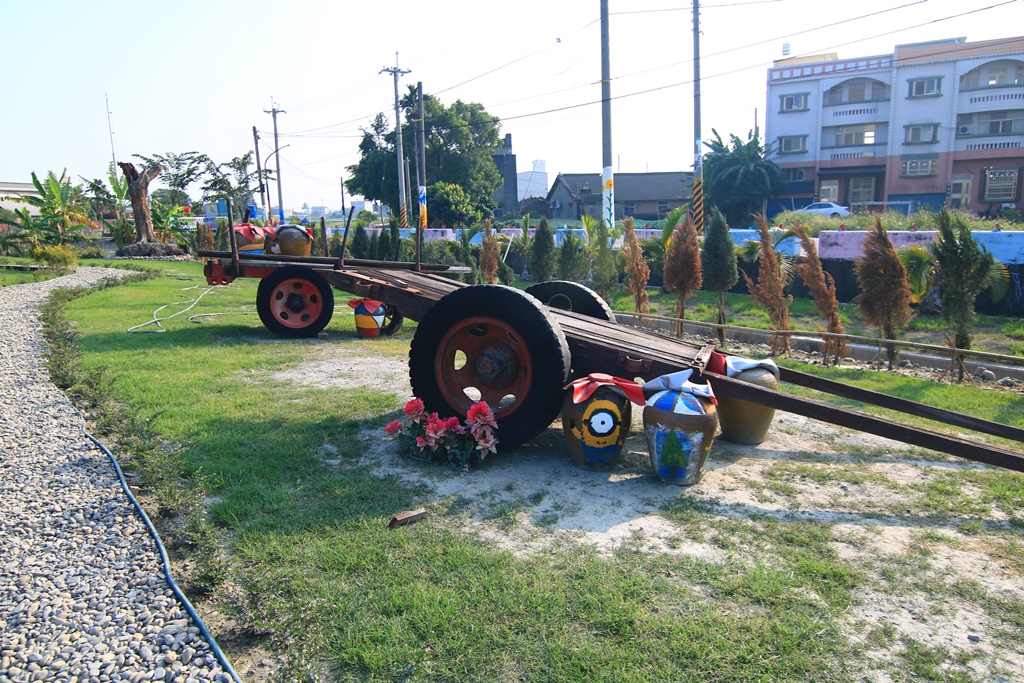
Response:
[3, 0, 1022, 214]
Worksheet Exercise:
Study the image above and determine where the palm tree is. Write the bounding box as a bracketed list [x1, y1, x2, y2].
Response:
[702, 127, 786, 228]
[21, 170, 95, 245]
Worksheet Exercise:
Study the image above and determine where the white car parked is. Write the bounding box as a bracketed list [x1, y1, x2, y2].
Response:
[793, 202, 850, 217]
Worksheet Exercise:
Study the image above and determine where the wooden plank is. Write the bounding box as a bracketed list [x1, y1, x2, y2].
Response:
[198, 250, 467, 272]
[388, 508, 428, 528]
[776, 365, 1024, 444]
[706, 372, 1024, 473]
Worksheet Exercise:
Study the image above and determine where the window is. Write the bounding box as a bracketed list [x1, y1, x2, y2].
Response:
[960, 60, 1024, 90]
[780, 93, 809, 111]
[778, 136, 807, 153]
[989, 112, 1014, 135]
[825, 79, 888, 105]
[848, 177, 876, 204]
[624, 202, 636, 216]
[819, 180, 839, 203]
[784, 168, 805, 182]
[872, 81, 889, 100]
[983, 168, 1019, 202]
[904, 124, 938, 143]
[901, 156, 938, 177]
[658, 201, 670, 214]
[834, 124, 876, 147]
[848, 81, 866, 102]
[908, 77, 942, 97]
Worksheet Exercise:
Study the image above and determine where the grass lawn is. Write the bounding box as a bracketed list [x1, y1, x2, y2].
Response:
[52, 261, 1024, 682]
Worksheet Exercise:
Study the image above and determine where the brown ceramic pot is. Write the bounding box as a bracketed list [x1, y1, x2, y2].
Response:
[716, 367, 778, 445]
[277, 225, 312, 256]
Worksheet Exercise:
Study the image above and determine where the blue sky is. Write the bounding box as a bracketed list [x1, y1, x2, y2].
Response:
[3, 0, 1020, 212]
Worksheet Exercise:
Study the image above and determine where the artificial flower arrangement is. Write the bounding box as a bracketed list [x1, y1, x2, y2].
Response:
[384, 397, 499, 468]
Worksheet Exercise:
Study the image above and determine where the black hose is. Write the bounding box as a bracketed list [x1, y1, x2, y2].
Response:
[66, 398, 244, 683]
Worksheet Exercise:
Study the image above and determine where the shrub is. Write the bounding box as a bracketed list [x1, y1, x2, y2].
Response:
[77, 245, 107, 259]
[32, 245, 78, 272]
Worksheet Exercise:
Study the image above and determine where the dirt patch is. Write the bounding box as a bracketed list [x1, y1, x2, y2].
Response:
[263, 339, 1024, 681]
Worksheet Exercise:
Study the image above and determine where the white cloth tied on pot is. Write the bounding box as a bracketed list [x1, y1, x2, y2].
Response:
[721, 356, 779, 379]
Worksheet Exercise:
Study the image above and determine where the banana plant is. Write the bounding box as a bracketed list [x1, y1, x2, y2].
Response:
[21, 170, 95, 245]
[0, 207, 57, 250]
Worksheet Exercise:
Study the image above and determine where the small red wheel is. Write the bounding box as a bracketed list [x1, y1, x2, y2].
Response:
[256, 266, 335, 338]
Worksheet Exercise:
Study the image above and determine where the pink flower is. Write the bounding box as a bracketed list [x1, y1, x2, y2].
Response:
[384, 420, 403, 436]
[404, 398, 425, 422]
[445, 416, 461, 431]
[467, 402, 497, 428]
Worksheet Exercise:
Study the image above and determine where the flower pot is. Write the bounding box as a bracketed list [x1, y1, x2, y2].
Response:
[716, 367, 778, 445]
[277, 224, 312, 257]
[643, 391, 717, 486]
[561, 384, 632, 471]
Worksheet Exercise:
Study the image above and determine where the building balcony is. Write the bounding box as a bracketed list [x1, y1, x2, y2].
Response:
[820, 143, 887, 160]
[824, 101, 889, 126]
[954, 133, 1023, 153]
[958, 87, 1024, 114]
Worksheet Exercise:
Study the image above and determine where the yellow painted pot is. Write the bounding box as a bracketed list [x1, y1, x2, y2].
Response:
[716, 367, 778, 445]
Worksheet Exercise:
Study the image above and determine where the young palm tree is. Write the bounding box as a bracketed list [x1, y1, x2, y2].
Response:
[21, 170, 95, 245]
[0, 207, 56, 251]
[702, 128, 787, 228]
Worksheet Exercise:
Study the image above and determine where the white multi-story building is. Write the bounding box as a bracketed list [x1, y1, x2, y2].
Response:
[765, 36, 1024, 217]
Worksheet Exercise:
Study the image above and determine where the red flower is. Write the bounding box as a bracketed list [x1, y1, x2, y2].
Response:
[404, 398, 425, 421]
[384, 420, 403, 436]
[466, 401, 496, 428]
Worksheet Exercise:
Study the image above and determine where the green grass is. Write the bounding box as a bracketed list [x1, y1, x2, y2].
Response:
[48, 261, 1024, 681]
[0, 266, 61, 287]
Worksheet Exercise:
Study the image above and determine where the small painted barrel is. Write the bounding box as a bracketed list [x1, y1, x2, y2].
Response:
[561, 385, 632, 471]
[233, 223, 265, 254]
[277, 224, 312, 256]
[716, 367, 778, 445]
[643, 390, 718, 486]
[349, 298, 386, 337]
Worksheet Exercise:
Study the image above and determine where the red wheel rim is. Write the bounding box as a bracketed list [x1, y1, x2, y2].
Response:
[268, 278, 323, 329]
[435, 316, 532, 418]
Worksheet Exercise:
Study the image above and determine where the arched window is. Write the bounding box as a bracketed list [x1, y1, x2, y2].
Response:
[960, 60, 1024, 90]
[825, 78, 888, 105]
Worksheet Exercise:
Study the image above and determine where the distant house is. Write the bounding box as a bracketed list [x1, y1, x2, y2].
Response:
[546, 171, 692, 222]
[0, 181, 39, 215]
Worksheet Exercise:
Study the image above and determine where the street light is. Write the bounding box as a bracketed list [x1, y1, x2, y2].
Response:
[261, 145, 289, 222]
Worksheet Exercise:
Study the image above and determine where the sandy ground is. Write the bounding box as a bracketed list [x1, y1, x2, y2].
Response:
[251, 340, 1024, 682]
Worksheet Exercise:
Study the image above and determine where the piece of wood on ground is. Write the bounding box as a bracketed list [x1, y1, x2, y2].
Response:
[388, 508, 428, 529]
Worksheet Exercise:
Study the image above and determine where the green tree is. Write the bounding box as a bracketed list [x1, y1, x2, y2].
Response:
[346, 91, 503, 220]
[557, 229, 588, 282]
[854, 217, 913, 369]
[427, 181, 479, 229]
[137, 151, 209, 207]
[932, 210, 1001, 365]
[0, 207, 55, 251]
[700, 207, 738, 344]
[21, 170, 95, 245]
[350, 224, 369, 259]
[702, 128, 786, 228]
[201, 154, 260, 221]
[590, 221, 619, 303]
[530, 217, 557, 282]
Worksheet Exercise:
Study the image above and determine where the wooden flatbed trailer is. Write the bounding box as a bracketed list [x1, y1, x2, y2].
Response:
[201, 250, 1024, 471]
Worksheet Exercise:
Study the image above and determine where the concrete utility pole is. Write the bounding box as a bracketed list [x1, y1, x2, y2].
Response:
[691, 0, 705, 233]
[252, 126, 270, 222]
[600, 0, 614, 228]
[265, 99, 286, 223]
[381, 56, 411, 229]
[417, 82, 427, 232]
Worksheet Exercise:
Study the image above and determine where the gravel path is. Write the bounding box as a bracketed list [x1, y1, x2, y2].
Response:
[0, 268, 231, 683]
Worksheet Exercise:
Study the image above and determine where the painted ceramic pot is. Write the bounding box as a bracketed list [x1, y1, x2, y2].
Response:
[277, 224, 313, 256]
[643, 390, 718, 486]
[233, 223, 265, 253]
[716, 367, 778, 445]
[562, 385, 632, 471]
[349, 298, 386, 337]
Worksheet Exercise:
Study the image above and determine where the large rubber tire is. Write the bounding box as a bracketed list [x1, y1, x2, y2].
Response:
[409, 285, 571, 450]
[526, 281, 616, 322]
[256, 266, 335, 338]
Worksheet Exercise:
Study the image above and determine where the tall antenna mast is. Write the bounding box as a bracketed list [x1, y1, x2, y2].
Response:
[381, 54, 411, 229]
[105, 93, 118, 169]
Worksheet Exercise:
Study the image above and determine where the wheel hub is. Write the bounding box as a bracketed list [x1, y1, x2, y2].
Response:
[474, 343, 519, 388]
[285, 291, 307, 313]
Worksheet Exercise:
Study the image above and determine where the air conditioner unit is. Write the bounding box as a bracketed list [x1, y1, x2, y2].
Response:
[959, 126, 971, 135]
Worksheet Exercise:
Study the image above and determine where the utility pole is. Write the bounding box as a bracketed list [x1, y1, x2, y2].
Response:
[417, 82, 427, 231]
[252, 126, 269, 222]
[105, 93, 117, 169]
[265, 98, 286, 223]
[339, 177, 346, 218]
[691, 0, 705, 233]
[381, 56, 411, 229]
[600, 0, 614, 228]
